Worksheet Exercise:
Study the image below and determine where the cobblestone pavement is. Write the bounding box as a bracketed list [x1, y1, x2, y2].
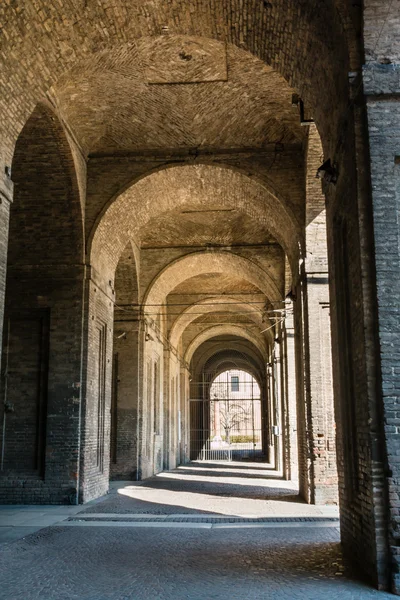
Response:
[0, 525, 395, 599]
[0, 462, 395, 598]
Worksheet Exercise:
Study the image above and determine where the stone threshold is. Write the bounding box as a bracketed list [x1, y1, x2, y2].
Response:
[61, 514, 340, 529]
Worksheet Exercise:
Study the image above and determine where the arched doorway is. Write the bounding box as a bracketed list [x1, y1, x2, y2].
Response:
[190, 368, 264, 463]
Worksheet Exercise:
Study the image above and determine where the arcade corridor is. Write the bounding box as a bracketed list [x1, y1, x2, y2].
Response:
[0, 0, 399, 595]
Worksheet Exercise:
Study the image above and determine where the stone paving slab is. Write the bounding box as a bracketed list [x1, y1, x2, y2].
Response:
[0, 498, 98, 544]
[68, 513, 340, 522]
[0, 463, 392, 597]
[57, 520, 340, 529]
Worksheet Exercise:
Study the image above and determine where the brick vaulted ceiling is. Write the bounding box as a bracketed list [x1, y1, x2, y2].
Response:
[0, 0, 354, 165]
[140, 208, 278, 248]
[2, 0, 352, 360]
[90, 164, 300, 276]
[50, 38, 304, 157]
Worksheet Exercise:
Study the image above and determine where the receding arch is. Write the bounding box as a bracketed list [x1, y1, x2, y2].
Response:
[202, 351, 263, 387]
[144, 251, 282, 316]
[192, 342, 266, 378]
[89, 164, 301, 279]
[169, 296, 273, 348]
[185, 325, 268, 364]
[10, 103, 84, 266]
[209, 367, 261, 395]
[88, 161, 302, 259]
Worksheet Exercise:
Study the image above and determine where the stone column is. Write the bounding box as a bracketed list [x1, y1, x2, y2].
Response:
[297, 125, 338, 505]
[109, 318, 140, 480]
[273, 340, 283, 473]
[266, 361, 275, 467]
[283, 299, 298, 482]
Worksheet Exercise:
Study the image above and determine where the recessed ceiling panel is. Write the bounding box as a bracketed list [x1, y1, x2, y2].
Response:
[144, 37, 228, 84]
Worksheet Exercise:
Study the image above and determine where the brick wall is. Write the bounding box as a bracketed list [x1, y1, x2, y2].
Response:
[365, 80, 400, 591]
[79, 277, 114, 503]
[0, 104, 84, 504]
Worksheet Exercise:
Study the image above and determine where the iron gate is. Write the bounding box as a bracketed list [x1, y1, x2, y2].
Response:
[190, 396, 263, 461]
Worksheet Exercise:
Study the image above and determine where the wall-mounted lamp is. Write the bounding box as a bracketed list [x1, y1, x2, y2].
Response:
[316, 159, 338, 185]
[145, 332, 154, 342]
[4, 401, 14, 413]
[285, 290, 296, 301]
[291, 94, 314, 126]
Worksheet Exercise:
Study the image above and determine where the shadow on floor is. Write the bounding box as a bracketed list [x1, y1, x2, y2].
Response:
[187, 460, 281, 473]
[0, 525, 390, 599]
[81, 460, 303, 515]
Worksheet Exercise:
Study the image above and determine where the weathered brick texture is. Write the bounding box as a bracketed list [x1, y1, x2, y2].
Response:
[0, 1, 398, 594]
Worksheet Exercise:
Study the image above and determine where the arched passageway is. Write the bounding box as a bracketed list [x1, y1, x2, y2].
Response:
[0, 1, 398, 595]
[190, 365, 265, 462]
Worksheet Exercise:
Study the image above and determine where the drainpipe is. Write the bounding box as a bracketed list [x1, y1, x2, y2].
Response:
[1, 319, 12, 472]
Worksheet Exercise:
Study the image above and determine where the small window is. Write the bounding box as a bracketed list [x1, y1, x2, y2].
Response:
[231, 376, 239, 392]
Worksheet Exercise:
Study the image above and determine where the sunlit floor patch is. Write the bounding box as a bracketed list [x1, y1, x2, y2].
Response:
[116, 486, 337, 517]
[155, 471, 297, 488]
[104, 461, 338, 519]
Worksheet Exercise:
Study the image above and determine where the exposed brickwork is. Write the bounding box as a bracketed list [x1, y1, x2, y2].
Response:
[325, 130, 389, 590]
[298, 127, 338, 505]
[0, 0, 350, 166]
[79, 278, 114, 503]
[0, 1, 398, 595]
[365, 77, 400, 592]
[54, 40, 303, 157]
[109, 245, 141, 480]
[89, 164, 302, 279]
[0, 106, 84, 504]
[144, 251, 282, 310]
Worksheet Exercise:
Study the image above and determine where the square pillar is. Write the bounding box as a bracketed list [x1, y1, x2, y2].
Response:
[364, 60, 400, 593]
[283, 300, 298, 482]
[295, 125, 338, 505]
[110, 319, 140, 480]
